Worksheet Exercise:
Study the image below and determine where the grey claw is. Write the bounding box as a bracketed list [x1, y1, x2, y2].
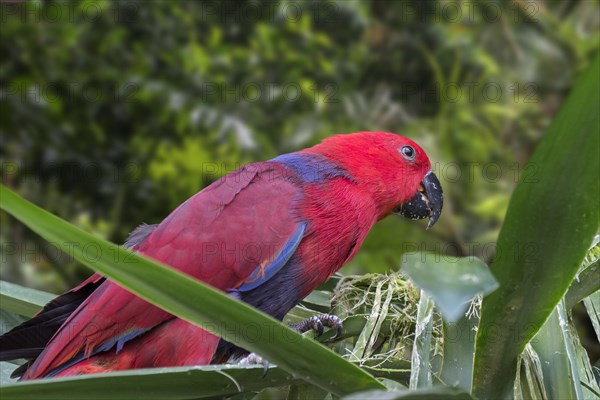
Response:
[261, 359, 269, 377]
[291, 314, 343, 340]
[239, 353, 269, 377]
[331, 323, 343, 341]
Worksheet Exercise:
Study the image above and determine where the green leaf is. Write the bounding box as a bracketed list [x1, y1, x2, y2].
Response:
[349, 279, 394, 362]
[0, 280, 55, 318]
[530, 300, 581, 400]
[341, 387, 474, 400]
[568, 308, 600, 400]
[473, 55, 600, 399]
[0, 185, 384, 396]
[514, 345, 547, 400]
[565, 235, 600, 309]
[565, 260, 600, 309]
[0, 365, 302, 400]
[439, 313, 479, 391]
[584, 291, 600, 343]
[286, 383, 329, 400]
[402, 253, 498, 322]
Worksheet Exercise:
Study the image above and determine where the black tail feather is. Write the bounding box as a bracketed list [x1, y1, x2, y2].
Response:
[10, 362, 31, 379]
[0, 277, 104, 376]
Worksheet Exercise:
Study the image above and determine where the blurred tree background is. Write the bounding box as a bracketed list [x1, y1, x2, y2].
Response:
[0, 0, 598, 356]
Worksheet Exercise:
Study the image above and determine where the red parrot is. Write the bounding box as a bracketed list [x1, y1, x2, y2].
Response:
[0, 132, 443, 379]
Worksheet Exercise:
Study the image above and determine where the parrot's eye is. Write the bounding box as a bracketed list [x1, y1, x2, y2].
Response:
[400, 145, 416, 161]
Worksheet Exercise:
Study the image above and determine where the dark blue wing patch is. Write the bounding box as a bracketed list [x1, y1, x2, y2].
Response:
[238, 222, 308, 292]
[271, 153, 350, 183]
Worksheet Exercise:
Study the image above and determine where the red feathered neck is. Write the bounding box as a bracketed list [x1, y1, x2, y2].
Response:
[303, 132, 432, 217]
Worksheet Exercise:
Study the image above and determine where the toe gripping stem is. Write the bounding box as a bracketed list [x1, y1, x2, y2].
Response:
[291, 314, 343, 340]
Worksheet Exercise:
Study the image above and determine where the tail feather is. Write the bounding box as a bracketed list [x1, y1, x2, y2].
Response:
[0, 277, 104, 377]
[2, 224, 156, 379]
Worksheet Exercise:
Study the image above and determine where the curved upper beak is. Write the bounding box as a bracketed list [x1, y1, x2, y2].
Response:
[395, 171, 444, 229]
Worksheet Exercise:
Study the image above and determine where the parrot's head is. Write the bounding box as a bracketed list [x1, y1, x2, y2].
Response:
[308, 131, 444, 228]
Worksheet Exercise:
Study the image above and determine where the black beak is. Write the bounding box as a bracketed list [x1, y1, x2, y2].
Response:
[395, 171, 444, 229]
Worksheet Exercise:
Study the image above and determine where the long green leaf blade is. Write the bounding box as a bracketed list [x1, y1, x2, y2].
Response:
[565, 235, 600, 309]
[342, 387, 474, 400]
[0, 280, 54, 317]
[473, 55, 600, 398]
[409, 290, 434, 389]
[0, 185, 384, 396]
[0, 365, 300, 400]
[530, 300, 581, 400]
[439, 312, 479, 391]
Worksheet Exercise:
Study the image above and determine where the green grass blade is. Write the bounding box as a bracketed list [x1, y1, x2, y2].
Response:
[341, 387, 474, 400]
[0, 365, 301, 400]
[565, 235, 600, 309]
[584, 291, 600, 343]
[514, 345, 547, 400]
[530, 300, 581, 400]
[565, 261, 600, 309]
[0, 185, 384, 396]
[472, 55, 600, 399]
[0, 280, 55, 317]
[409, 290, 434, 389]
[349, 279, 393, 362]
[439, 313, 479, 391]
[569, 307, 600, 400]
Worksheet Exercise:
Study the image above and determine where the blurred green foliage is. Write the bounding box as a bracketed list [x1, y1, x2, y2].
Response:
[1, 0, 598, 297]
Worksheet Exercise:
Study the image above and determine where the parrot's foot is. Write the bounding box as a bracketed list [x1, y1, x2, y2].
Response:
[239, 352, 269, 376]
[291, 314, 343, 340]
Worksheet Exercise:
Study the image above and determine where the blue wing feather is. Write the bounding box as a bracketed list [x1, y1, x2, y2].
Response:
[238, 222, 308, 292]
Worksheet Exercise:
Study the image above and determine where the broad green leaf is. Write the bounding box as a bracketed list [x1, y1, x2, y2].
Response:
[300, 291, 331, 313]
[402, 253, 498, 322]
[565, 261, 600, 309]
[439, 312, 479, 391]
[530, 300, 581, 400]
[341, 387, 474, 400]
[565, 235, 600, 309]
[473, 55, 600, 399]
[362, 360, 411, 386]
[0, 365, 302, 400]
[0, 280, 55, 317]
[0, 185, 384, 396]
[286, 384, 329, 400]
